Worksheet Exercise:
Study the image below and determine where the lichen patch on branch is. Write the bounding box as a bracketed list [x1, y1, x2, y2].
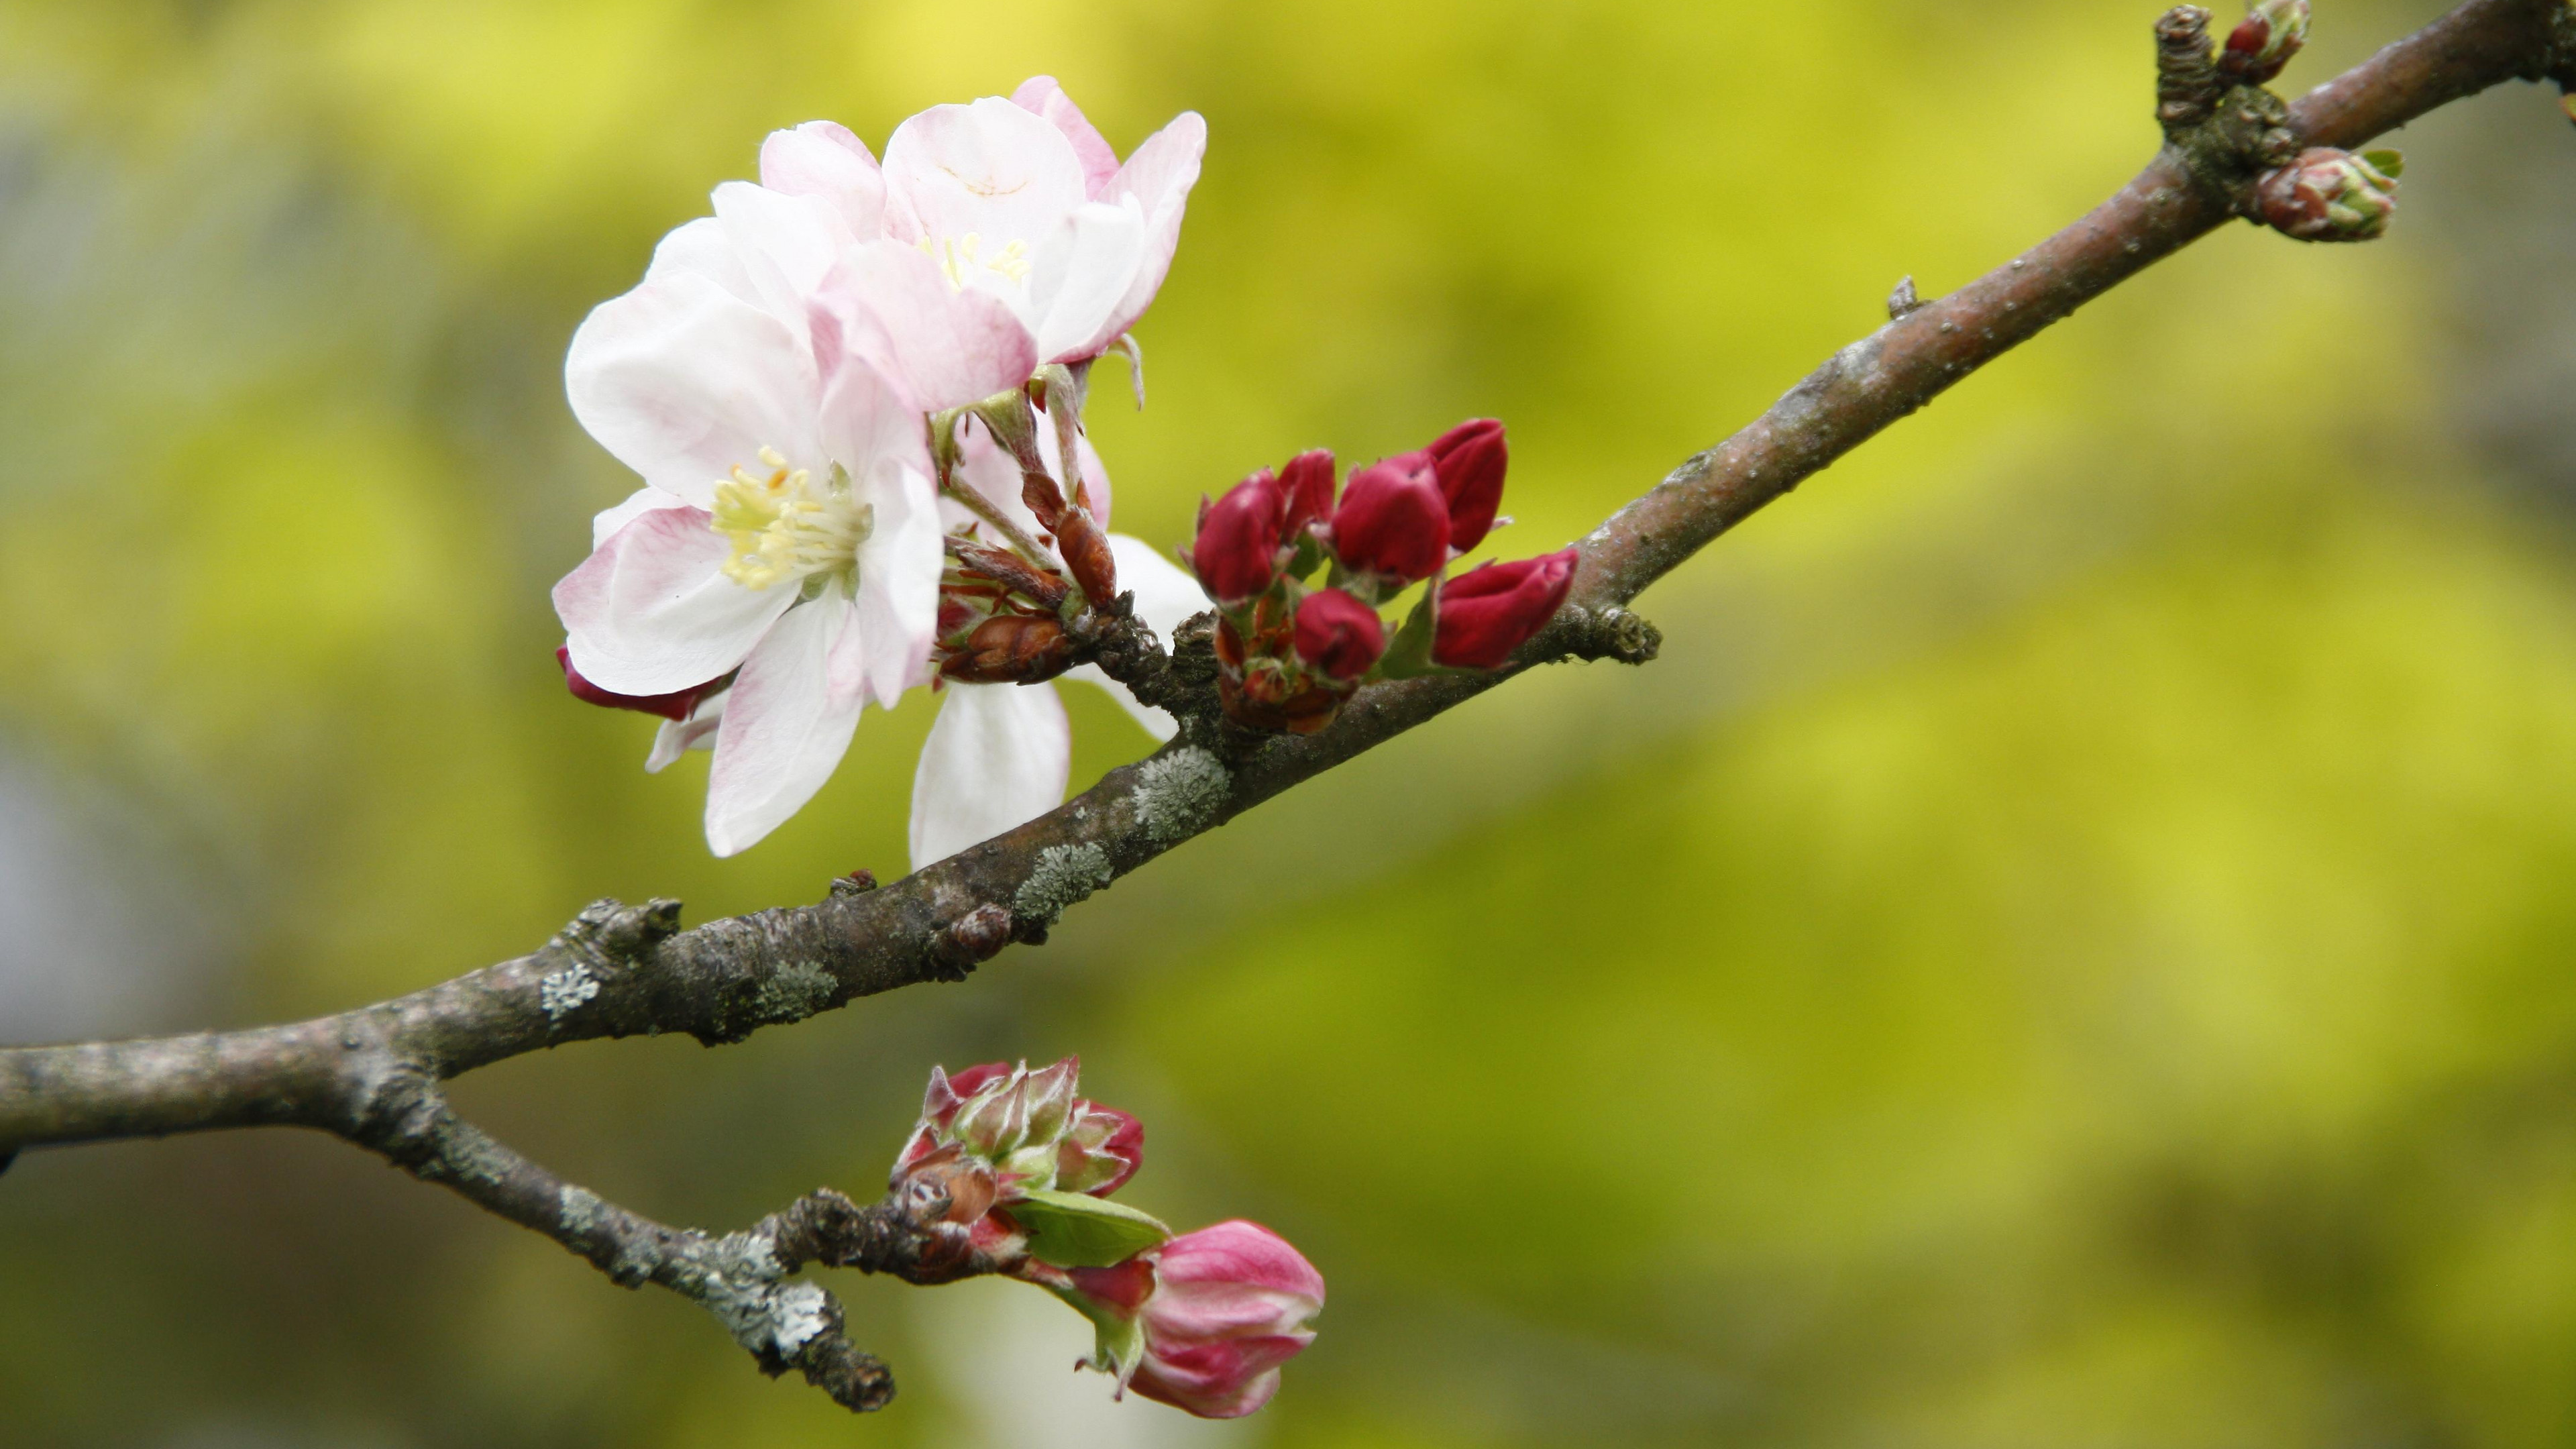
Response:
[1014, 843, 1116, 926]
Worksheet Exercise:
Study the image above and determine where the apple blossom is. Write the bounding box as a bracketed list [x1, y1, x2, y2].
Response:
[552, 184, 945, 858]
[786, 78, 1208, 414]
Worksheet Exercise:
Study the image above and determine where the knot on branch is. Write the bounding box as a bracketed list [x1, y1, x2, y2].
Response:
[2153, 7, 2302, 205]
[930, 904, 1014, 981]
[1079, 604, 1223, 724]
[1555, 605, 1663, 665]
[794, 1328, 896, 1413]
[2157, 6, 2226, 131]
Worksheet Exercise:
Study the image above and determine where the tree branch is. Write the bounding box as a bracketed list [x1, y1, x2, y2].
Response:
[1, 0, 2565, 1412]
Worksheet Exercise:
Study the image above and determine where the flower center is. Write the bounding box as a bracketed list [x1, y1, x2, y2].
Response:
[919, 231, 1032, 291]
[710, 447, 873, 596]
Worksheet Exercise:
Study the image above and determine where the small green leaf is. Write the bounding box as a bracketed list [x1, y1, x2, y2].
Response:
[1009, 1187, 1173, 1268]
[2361, 148, 2404, 178]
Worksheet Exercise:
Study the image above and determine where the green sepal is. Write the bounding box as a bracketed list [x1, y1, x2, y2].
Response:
[1009, 1187, 1173, 1268]
[2359, 148, 2403, 178]
[1042, 1279, 1150, 1386]
[1373, 584, 1473, 681]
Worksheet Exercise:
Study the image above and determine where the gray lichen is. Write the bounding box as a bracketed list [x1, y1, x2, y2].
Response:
[751, 961, 837, 1026]
[539, 963, 600, 1022]
[1132, 747, 1229, 847]
[674, 1229, 828, 1356]
[1012, 843, 1114, 926]
[558, 1185, 605, 1238]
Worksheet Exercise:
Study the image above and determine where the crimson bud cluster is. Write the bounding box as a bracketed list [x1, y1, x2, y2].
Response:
[1186, 419, 1576, 733]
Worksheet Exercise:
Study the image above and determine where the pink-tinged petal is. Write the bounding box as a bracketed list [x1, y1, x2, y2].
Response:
[566, 269, 822, 506]
[1129, 1335, 1311, 1419]
[946, 1062, 1014, 1099]
[646, 686, 726, 772]
[812, 241, 1038, 414]
[590, 485, 694, 549]
[881, 96, 1087, 248]
[712, 180, 853, 333]
[1027, 199, 1146, 364]
[1059, 535, 1206, 742]
[1071, 1100, 1143, 1195]
[758, 120, 886, 239]
[851, 460, 944, 708]
[703, 594, 871, 856]
[813, 337, 932, 482]
[907, 681, 1071, 869]
[1155, 1221, 1328, 1304]
[643, 216, 760, 307]
[1090, 111, 1205, 347]
[555, 506, 794, 695]
[1010, 76, 1121, 199]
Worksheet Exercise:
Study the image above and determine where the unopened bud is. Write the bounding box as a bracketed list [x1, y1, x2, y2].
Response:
[941, 614, 1072, 683]
[555, 645, 724, 722]
[1432, 547, 1577, 669]
[1293, 588, 1386, 682]
[1425, 419, 1507, 552]
[1330, 453, 1448, 584]
[2257, 146, 2399, 242]
[2220, 0, 2308, 83]
[1277, 449, 1337, 537]
[1191, 470, 1287, 604]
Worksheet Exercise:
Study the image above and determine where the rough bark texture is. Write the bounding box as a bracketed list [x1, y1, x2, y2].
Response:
[1, 0, 2567, 1415]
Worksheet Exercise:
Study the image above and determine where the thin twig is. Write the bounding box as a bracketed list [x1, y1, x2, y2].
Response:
[1, 0, 2565, 1413]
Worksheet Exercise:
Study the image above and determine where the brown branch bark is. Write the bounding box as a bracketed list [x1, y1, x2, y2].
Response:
[1, 0, 2566, 1413]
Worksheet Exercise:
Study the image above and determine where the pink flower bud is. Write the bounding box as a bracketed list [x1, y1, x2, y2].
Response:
[1330, 453, 1448, 584]
[1278, 449, 1337, 537]
[897, 1058, 1143, 1199]
[2257, 147, 2399, 242]
[2220, 0, 2308, 84]
[1425, 418, 1507, 551]
[555, 646, 724, 722]
[1293, 588, 1386, 682]
[1056, 1100, 1143, 1196]
[1432, 547, 1577, 669]
[1128, 1221, 1326, 1419]
[1191, 470, 1287, 603]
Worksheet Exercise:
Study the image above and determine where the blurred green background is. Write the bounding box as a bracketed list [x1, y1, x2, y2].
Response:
[4, 0, 2575, 1444]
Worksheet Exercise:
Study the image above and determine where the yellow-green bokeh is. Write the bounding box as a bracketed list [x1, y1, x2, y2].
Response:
[2, 1, 2573, 1445]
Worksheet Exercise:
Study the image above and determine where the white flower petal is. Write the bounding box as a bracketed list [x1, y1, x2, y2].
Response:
[647, 686, 728, 771]
[712, 180, 852, 335]
[555, 505, 793, 696]
[1009, 76, 1122, 199]
[881, 96, 1089, 249]
[812, 241, 1038, 414]
[643, 216, 760, 305]
[590, 486, 694, 550]
[1092, 111, 1206, 350]
[908, 682, 1071, 870]
[1109, 531, 1207, 641]
[566, 269, 821, 506]
[1028, 199, 1147, 364]
[853, 460, 944, 708]
[704, 596, 871, 856]
[758, 121, 887, 239]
